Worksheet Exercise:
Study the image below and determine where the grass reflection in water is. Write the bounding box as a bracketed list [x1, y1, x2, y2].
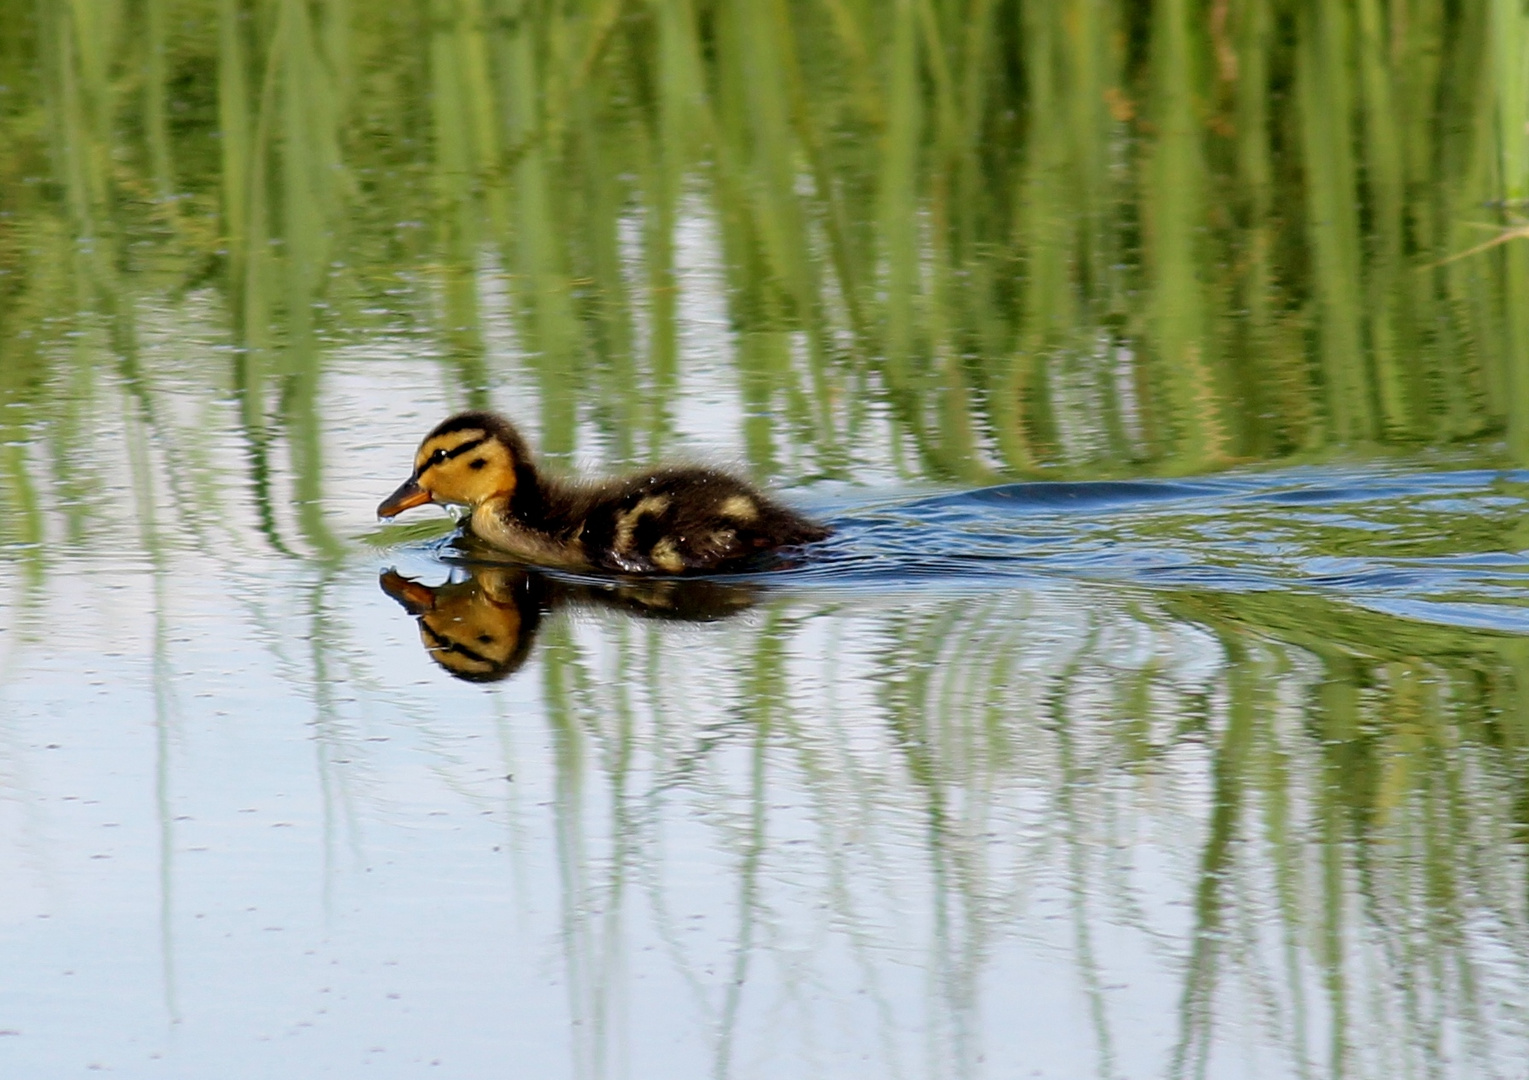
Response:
[496, 573, 1529, 1077]
[3, 0, 1529, 485]
[343, 470, 1529, 1076]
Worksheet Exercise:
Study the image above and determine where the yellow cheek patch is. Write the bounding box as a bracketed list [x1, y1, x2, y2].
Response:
[420, 601, 522, 673]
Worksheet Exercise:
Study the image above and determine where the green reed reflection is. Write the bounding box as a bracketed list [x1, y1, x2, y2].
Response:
[497, 582, 1529, 1076]
[3, 0, 1529, 491]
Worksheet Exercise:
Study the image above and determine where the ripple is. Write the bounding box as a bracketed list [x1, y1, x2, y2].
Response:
[788, 466, 1529, 634]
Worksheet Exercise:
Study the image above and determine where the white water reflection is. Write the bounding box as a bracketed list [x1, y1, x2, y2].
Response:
[3, 534, 1527, 1077]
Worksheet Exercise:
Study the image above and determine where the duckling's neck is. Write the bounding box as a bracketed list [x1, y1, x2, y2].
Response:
[469, 471, 592, 569]
[494, 463, 581, 532]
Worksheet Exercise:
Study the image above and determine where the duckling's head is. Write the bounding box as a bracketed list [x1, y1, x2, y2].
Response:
[378, 411, 530, 518]
[379, 567, 545, 681]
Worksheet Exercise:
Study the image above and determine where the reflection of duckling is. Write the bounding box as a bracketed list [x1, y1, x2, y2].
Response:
[380, 566, 760, 682]
[381, 568, 546, 681]
[378, 412, 830, 574]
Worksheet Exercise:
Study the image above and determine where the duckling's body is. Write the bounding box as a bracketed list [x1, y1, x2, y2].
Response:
[378, 411, 830, 574]
[467, 464, 825, 574]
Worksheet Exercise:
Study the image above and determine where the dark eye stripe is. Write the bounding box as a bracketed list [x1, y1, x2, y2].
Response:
[420, 622, 495, 666]
[416, 434, 490, 477]
[444, 435, 489, 460]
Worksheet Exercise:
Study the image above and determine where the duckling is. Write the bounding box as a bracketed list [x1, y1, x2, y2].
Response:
[377, 411, 831, 574]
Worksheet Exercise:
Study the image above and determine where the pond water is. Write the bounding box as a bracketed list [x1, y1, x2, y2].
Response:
[5, 2, 1529, 1078]
[8, 378, 1529, 1080]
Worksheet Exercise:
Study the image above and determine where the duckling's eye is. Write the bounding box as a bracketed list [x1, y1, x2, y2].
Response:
[469, 458, 487, 470]
[429, 448, 449, 466]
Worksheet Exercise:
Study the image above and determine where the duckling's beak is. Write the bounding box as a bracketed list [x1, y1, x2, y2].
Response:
[379, 569, 438, 615]
[378, 477, 432, 518]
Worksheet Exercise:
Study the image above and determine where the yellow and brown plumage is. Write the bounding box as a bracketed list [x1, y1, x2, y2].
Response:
[377, 411, 831, 574]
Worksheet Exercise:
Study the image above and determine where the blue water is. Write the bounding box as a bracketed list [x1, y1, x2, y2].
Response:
[761, 466, 1529, 633]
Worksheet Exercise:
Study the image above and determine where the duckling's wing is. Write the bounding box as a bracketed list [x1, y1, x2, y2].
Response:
[585, 469, 825, 574]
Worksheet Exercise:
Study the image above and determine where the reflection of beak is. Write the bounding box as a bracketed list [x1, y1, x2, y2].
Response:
[379, 569, 438, 615]
[378, 477, 431, 518]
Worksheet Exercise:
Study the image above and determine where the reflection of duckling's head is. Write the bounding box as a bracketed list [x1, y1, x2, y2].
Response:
[378, 412, 530, 518]
[380, 567, 544, 682]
